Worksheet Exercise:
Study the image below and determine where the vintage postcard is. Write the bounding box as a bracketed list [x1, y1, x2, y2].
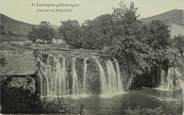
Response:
[0, 0, 184, 114]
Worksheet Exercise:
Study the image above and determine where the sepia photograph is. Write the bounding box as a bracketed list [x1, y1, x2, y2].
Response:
[0, 0, 184, 114]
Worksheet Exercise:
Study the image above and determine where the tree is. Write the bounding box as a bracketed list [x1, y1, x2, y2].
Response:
[58, 1, 172, 77]
[105, 2, 171, 76]
[58, 20, 84, 48]
[38, 21, 56, 42]
[27, 26, 37, 43]
[147, 20, 170, 50]
[143, 20, 171, 67]
[104, 2, 150, 76]
[172, 35, 184, 56]
[27, 22, 56, 44]
[82, 14, 114, 50]
[170, 35, 184, 71]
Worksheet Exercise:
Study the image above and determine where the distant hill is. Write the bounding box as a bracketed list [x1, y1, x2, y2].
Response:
[0, 14, 59, 42]
[141, 9, 184, 26]
[0, 9, 183, 39]
[0, 14, 36, 36]
[141, 9, 184, 37]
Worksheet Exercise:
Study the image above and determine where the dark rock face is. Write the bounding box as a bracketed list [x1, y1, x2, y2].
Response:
[130, 67, 160, 90]
[0, 75, 42, 114]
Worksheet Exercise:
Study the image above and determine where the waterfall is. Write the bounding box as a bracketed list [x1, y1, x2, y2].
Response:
[53, 55, 68, 96]
[93, 56, 108, 93]
[158, 68, 167, 90]
[38, 55, 52, 96]
[37, 57, 43, 95]
[83, 58, 88, 93]
[71, 57, 80, 95]
[39, 55, 125, 97]
[175, 70, 184, 89]
[114, 59, 123, 92]
[39, 55, 90, 97]
[45, 55, 51, 95]
[71, 57, 89, 95]
[39, 55, 69, 96]
[106, 59, 123, 93]
[158, 67, 184, 90]
[93, 56, 124, 94]
[106, 60, 117, 92]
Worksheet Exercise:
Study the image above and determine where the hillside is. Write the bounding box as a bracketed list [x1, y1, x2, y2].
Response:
[0, 14, 36, 36]
[142, 9, 184, 37]
[0, 9, 183, 40]
[141, 9, 184, 26]
[0, 14, 59, 43]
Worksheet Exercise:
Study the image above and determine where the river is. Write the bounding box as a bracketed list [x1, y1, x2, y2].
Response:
[42, 88, 183, 115]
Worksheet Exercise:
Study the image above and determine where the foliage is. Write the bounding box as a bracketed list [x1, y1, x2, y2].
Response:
[58, 20, 84, 48]
[58, 1, 172, 76]
[172, 35, 184, 56]
[28, 22, 56, 43]
[82, 14, 114, 50]
[104, 3, 170, 76]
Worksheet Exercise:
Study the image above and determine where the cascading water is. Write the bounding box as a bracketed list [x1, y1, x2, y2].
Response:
[114, 59, 123, 92]
[158, 68, 168, 90]
[39, 55, 90, 97]
[177, 71, 184, 88]
[82, 58, 88, 93]
[106, 59, 124, 93]
[93, 56, 108, 93]
[71, 57, 80, 95]
[158, 67, 184, 90]
[44, 55, 52, 95]
[106, 60, 117, 92]
[93, 56, 124, 94]
[38, 55, 51, 96]
[39, 55, 69, 96]
[39, 55, 125, 97]
[37, 57, 45, 95]
[71, 57, 89, 96]
[53, 55, 68, 96]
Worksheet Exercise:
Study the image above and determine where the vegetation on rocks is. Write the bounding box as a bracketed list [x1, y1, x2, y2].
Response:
[26, 2, 184, 79]
[58, 2, 180, 79]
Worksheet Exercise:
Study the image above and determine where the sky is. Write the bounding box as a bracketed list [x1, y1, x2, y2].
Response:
[0, 0, 184, 26]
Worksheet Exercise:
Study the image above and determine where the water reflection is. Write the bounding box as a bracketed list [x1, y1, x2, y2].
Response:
[41, 88, 182, 115]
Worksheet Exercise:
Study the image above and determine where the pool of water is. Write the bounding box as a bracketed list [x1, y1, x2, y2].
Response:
[42, 88, 183, 115]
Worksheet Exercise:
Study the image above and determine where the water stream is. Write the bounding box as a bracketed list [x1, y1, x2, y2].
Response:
[158, 67, 184, 90]
[39, 55, 124, 97]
